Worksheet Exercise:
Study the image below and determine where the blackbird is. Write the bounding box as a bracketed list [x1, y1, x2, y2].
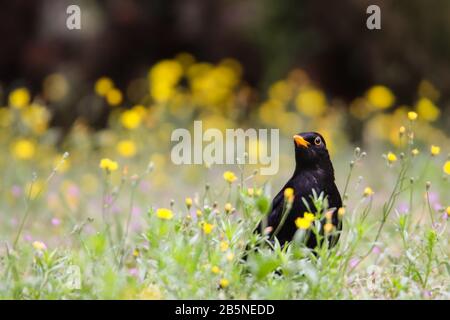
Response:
[257, 132, 342, 249]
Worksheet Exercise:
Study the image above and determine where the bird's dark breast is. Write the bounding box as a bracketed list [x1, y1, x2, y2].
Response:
[267, 168, 342, 248]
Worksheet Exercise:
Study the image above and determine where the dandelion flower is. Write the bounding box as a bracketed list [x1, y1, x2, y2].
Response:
[185, 197, 193, 209]
[220, 241, 229, 252]
[411, 148, 419, 157]
[202, 222, 215, 234]
[284, 187, 294, 202]
[156, 208, 173, 220]
[303, 212, 315, 222]
[324, 223, 334, 234]
[224, 203, 233, 214]
[366, 85, 395, 109]
[99, 158, 119, 172]
[407, 111, 418, 121]
[106, 88, 123, 106]
[430, 145, 440, 156]
[9, 87, 30, 109]
[295, 217, 311, 230]
[32, 241, 47, 251]
[446, 206, 450, 217]
[387, 152, 397, 164]
[94, 77, 114, 96]
[211, 266, 221, 274]
[196, 209, 202, 217]
[416, 97, 440, 122]
[11, 139, 36, 160]
[444, 161, 450, 175]
[223, 171, 237, 183]
[219, 278, 230, 288]
[363, 187, 374, 197]
[117, 140, 137, 158]
[120, 109, 142, 130]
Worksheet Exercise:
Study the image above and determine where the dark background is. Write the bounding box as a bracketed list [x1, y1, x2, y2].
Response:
[1, 0, 449, 116]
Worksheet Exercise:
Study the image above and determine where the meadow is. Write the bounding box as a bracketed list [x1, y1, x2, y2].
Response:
[0, 54, 449, 299]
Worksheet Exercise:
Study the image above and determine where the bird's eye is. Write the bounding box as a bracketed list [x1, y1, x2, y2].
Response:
[314, 137, 322, 145]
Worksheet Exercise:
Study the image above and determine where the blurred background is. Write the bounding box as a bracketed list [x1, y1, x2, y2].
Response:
[1, 0, 449, 137]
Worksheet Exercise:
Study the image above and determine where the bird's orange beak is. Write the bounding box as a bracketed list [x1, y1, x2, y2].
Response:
[293, 135, 310, 148]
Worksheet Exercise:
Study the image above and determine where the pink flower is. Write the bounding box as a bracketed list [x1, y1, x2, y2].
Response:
[51, 217, 61, 226]
[349, 258, 360, 269]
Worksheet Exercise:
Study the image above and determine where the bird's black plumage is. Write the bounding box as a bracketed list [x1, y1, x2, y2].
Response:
[257, 132, 342, 249]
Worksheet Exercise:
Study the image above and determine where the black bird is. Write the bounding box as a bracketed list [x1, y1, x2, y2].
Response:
[257, 132, 342, 249]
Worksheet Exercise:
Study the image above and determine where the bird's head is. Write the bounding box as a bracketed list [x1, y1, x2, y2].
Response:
[293, 132, 332, 169]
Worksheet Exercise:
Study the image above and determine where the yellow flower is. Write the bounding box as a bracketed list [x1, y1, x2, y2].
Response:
[387, 152, 397, 163]
[11, 139, 36, 160]
[324, 223, 334, 234]
[411, 148, 419, 157]
[338, 207, 345, 218]
[430, 145, 440, 156]
[202, 222, 215, 234]
[196, 209, 202, 217]
[416, 98, 440, 122]
[247, 188, 254, 196]
[156, 208, 173, 220]
[211, 266, 221, 274]
[133, 248, 139, 257]
[9, 87, 30, 108]
[116, 140, 137, 158]
[219, 278, 230, 288]
[295, 217, 311, 230]
[220, 241, 229, 252]
[399, 126, 406, 135]
[185, 197, 193, 209]
[407, 111, 418, 121]
[295, 87, 327, 117]
[106, 88, 123, 106]
[224, 203, 233, 214]
[363, 187, 374, 197]
[284, 187, 294, 201]
[223, 171, 237, 183]
[303, 212, 315, 222]
[444, 161, 450, 175]
[32, 241, 47, 251]
[99, 158, 119, 172]
[95, 77, 114, 96]
[366, 85, 395, 109]
[120, 109, 142, 130]
[446, 207, 450, 217]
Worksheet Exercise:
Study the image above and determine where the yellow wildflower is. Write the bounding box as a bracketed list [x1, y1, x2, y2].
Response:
[416, 97, 440, 122]
[106, 88, 123, 106]
[443, 161, 450, 175]
[211, 266, 221, 274]
[94, 77, 114, 96]
[202, 222, 215, 234]
[120, 109, 142, 130]
[9, 87, 30, 108]
[363, 187, 374, 197]
[133, 248, 139, 257]
[116, 140, 137, 158]
[32, 241, 47, 251]
[185, 197, 193, 209]
[303, 212, 315, 222]
[366, 85, 395, 109]
[338, 207, 345, 218]
[430, 145, 440, 156]
[446, 207, 450, 217]
[295, 87, 327, 117]
[220, 241, 229, 252]
[224, 203, 233, 214]
[284, 187, 294, 202]
[399, 126, 406, 135]
[387, 152, 397, 163]
[99, 158, 119, 172]
[156, 208, 173, 220]
[11, 139, 36, 160]
[411, 148, 419, 157]
[223, 171, 237, 183]
[407, 111, 418, 121]
[295, 217, 311, 230]
[196, 209, 202, 217]
[219, 278, 230, 288]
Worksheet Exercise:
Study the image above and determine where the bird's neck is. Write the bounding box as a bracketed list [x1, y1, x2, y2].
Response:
[293, 160, 335, 181]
